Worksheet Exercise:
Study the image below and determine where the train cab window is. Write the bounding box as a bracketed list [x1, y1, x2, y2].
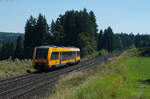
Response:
[36, 48, 48, 59]
[51, 52, 59, 60]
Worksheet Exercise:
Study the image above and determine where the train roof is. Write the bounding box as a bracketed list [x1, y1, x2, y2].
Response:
[36, 45, 79, 49]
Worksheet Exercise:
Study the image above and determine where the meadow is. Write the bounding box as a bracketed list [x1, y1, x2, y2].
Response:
[49, 49, 150, 99]
[0, 59, 34, 78]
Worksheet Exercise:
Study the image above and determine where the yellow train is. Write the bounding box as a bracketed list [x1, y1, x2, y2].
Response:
[32, 45, 80, 70]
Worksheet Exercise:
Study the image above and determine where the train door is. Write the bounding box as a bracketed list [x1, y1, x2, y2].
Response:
[60, 52, 61, 65]
[75, 51, 77, 62]
[50, 52, 60, 66]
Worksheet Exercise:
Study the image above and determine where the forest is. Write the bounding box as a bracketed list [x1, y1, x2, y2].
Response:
[0, 9, 150, 60]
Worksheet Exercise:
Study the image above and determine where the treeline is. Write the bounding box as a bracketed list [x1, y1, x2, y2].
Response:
[98, 29, 150, 52]
[0, 9, 150, 60]
[119, 33, 150, 49]
[0, 36, 24, 60]
[0, 32, 24, 41]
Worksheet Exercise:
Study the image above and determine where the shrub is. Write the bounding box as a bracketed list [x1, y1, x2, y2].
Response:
[99, 49, 108, 56]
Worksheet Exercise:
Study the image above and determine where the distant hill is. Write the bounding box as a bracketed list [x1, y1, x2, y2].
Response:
[0, 32, 24, 41]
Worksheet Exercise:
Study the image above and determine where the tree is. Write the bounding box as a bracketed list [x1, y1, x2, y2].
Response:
[35, 14, 49, 46]
[13, 36, 24, 59]
[24, 16, 36, 59]
[98, 30, 103, 50]
[0, 41, 14, 60]
[51, 9, 98, 56]
[88, 11, 98, 50]
[77, 33, 94, 56]
[51, 19, 65, 46]
[103, 27, 114, 52]
[24, 14, 50, 59]
[113, 35, 122, 50]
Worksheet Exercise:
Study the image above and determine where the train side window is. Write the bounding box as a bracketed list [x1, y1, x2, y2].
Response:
[77, 51, 80, 57]
[51, 52, 59, 60]
[62, 52, 65, 61]
[62, 51, 76, 61]
[71, 51, 75, 59]
[62, 52, 68, 61]
[68, 51, 73, 59]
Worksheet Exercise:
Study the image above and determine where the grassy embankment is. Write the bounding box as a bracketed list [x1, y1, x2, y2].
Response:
[0, 51, 102, 79]
[49, 48, 150, 99]
[0, 59, 34, 78]
[81, 49, 108, 61]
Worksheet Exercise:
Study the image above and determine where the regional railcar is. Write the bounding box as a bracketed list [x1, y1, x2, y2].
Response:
[32, 45, 80, 70]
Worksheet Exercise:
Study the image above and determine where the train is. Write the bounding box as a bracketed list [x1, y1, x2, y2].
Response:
[32, 45, 80, 70]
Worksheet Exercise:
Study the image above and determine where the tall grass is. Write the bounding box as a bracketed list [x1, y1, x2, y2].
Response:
[0, 59, 34, 78]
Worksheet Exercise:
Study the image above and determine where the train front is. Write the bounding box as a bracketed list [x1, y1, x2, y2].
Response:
[32, 46, 49, 70]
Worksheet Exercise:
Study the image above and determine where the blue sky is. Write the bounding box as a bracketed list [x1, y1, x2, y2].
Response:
[0, 0, 150, 34]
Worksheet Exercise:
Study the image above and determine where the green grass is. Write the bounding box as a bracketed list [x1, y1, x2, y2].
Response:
[48, 49, 150, 99]
[81, 50, 109, 61]
[118, 56, 150, 99]
[0, 59, 34, 78]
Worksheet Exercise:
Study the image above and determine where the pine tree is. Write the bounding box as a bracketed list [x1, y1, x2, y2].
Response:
[89, 11, 98, 50]
[35, 14, 49, 46]
[24, 14, 50, 59]
[24, 16, 36, 59]
[51, 19, 65, 46]
[13, 36, 24, 59]
[113, 35, 122, 50]
[103, 27, 114, 52]
[0, 41, 14, 60]
[98, 30, 103, 50]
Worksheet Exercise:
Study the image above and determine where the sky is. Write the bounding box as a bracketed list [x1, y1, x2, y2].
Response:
[0, 0, 150, 34]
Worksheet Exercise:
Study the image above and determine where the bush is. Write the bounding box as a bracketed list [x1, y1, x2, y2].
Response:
[99, 49, 108, 56]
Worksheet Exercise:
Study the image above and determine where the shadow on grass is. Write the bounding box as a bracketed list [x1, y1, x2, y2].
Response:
[138, 47, 150, 57]
[138, 79, 150, 85]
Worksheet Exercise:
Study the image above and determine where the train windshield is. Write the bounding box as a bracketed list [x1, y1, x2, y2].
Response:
[36, 48, 49, 59]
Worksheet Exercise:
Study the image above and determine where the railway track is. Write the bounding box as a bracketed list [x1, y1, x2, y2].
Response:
[0, 54, 120, 99]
